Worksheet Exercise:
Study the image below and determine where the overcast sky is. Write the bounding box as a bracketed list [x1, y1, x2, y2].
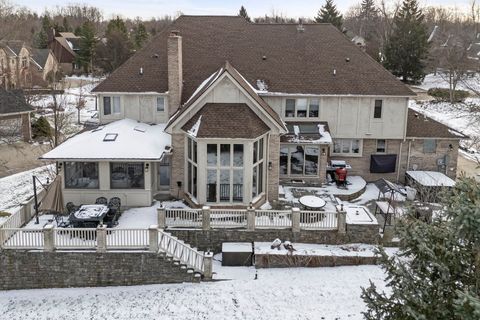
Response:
[12, 0, 470, 19]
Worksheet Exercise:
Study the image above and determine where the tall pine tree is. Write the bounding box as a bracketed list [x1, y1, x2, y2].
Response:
[33, 15, 51, 49]
[359, 0, 378, 40]
[133, 21, 149, 49]
[77, 21, 97, 73]
[315, 0, 343, 30]
[362, 178, 480, 319]
[238, 6, 251, 22]
[383, 0, 429, 83]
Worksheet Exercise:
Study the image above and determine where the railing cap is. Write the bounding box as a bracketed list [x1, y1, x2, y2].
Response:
[292, 207, 301, 212]
[43, 224, 54, 230]
[202, 206, 211, 210]
[149, 224, 159, 230]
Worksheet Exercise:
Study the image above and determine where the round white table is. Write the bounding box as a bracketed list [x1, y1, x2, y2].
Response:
[299, 195, 326, 210]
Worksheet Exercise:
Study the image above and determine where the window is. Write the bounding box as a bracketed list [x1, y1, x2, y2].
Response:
[296, 98, 308, 117]
[187, 138, 198, 198]
[156, 97, 165, 112]
[64, 162, 99, 189]
[21, 58, 27, 68]
[285, 98, 320, 118]
[423, 139, 437, 153]
[376, 139, 386, 153]
[285, 99, 295, 117]
[252, 137, 265, 199]
[309, 99, 319, 117]
[332, 139, 362, 155]
[103, 96, 120, 115]
[207, 143, 244, 203]
[280, 145, 319, 176]
[110, 162, 144, 189]
[374, 100, 382, 119]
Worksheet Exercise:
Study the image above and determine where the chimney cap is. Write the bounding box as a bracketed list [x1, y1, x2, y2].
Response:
[170, 30, 181, 36]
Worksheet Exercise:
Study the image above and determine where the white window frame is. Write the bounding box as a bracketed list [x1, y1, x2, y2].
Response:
[156, 96, 165, 112]
[103, 96, 121, 115]
[186, 137, 198, 199]
[376, 139, 387, 153]
[331, 139, 363, 157]
[285, 98, 321, 119]
[252, 137, 266, 199]
[374, 100, 383, 119]
[279, 144, 320, 177]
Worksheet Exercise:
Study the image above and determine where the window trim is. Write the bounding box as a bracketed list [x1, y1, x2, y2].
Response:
[186, 137, 198, 199]
[423, 139, 437, 154]
[103, 96, 121, 115]
[279, 144, 320, 177]
[109, 162, 145, 189]
[374, 100, 383, 119]
[331, 139, 363, 157]
[285, 98, 321, 119]
[376, 139, 387, 154]
[64, 161, 99, 189]
[156, 96, 166, 112]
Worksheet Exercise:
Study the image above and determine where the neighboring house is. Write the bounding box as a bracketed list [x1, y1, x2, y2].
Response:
[41, 16, 465, 208]
[31, 48, 59, 84]
[0, 40, 32, 89]
[48, 29, 81, 74]
[0, 89, 34, 141]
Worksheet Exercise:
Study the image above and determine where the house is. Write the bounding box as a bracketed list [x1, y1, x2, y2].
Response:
[0, 89, 34, 141]
[41, 16, 465, 208]
[48, 30, 81, 74]
[0, 40, 32, 89]
[31, 48, 60, 84]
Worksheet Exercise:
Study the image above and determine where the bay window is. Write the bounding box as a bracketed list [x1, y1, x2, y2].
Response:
[64, 162, 99, 189]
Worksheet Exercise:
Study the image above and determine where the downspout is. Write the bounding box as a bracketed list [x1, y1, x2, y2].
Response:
[396, 140, 403, 182]
[406, 139, 412, 174]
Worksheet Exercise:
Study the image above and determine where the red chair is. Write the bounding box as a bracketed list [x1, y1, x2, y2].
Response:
[335, 167, 347, 187]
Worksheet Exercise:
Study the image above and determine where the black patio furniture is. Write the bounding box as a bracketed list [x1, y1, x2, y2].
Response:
[68, 204, 110, 228]
[108, 197, 122, 214]
[66, 202, 78, 214]
[95, 197, 108, 205]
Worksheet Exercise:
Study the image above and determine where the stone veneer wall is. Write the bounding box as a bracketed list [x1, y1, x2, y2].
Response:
[407, 139, 459, 180]
[0, 251, 198, 290]
[170, 132, 185, 198]
[170, 224, 379, 253]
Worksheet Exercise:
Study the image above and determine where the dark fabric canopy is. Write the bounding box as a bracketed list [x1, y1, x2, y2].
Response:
[370, 154, 397, 173]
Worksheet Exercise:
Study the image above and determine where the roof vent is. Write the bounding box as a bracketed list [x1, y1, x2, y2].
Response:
[333, 69, 337, 76]
[345, 57, 350, 62]
[152, 53, 159, 58]
[262, 55, 267, 60]
[139, 67, 143, 75]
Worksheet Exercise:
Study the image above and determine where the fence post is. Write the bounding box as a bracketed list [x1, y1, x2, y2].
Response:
[338, 210, 346, 234]
[292, 207, 300, 232]
[247, 206, 255, 231]
[203, 251, 213, 280]
[96, 224, 107, 253]
[202, 206, 211, 231]
[157, 207, 166, 229]
[149, 225, 159, 252]
[43, 224, 54, 252]
[21, 202, 30, 225]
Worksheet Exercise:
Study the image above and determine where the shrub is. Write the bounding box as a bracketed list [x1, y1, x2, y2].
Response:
[32, 116, 52, 139]
[427, 87, 469, 102]
[0, 211, 11, 217]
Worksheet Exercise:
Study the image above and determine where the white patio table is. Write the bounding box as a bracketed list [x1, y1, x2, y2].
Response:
[299, 195, 326, 210]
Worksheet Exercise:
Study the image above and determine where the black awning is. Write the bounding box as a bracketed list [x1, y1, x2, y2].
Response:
[370, 154, 397, 173]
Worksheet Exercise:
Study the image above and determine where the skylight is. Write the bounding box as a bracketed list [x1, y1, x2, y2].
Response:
[103, 133, 118, 142]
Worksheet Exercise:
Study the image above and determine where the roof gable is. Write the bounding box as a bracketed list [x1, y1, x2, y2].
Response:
[166, 61, 286, 133]
[93, 15, 414, 98]
[0, 89, 34, 115]
[406, 108, 467, 139]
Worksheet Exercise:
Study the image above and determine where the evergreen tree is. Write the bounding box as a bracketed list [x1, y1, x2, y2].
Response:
[383, 0, 429, 83]
[106, 16, 128, 37]
[315, 0, 343, 30]
[77, 21, 97, 73]
[359, 0, 378, 40]
[62, 17, 71, 32]
[239, 5, 251, 22]
[362, 178, 480, 319]
[33, 15, 51, 49]
[133, 21, 149, 49]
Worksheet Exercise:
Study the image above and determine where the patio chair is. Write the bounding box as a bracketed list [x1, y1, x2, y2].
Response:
[108, 197, 121, 213]
[95, 197, 108, 205]
[66, 202, 78, 214]
[54, 214, 70, 228]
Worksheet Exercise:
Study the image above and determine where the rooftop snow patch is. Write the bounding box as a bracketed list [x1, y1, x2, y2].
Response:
[406, 170, 456, 187]
[41, 119, 171, 161]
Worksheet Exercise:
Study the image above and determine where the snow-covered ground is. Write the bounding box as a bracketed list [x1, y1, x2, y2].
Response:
[0, 165, 54, 215]
[0, 262, 387, 320]
[417, 73, 480, 93]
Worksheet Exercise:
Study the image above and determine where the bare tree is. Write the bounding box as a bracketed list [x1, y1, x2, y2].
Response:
[75, 79, 87, 124]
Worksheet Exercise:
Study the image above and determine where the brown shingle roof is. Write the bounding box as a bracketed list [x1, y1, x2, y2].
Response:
[0, 89, 34, 115]
[93, 16, 414, 98]
[182, 103, 270, 139]
[406, 108, 466, 139]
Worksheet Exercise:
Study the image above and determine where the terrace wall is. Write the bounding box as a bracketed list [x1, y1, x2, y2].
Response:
[0, 250, 199, 290]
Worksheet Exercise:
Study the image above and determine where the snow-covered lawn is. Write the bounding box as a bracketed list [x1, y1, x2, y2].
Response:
[0, 165, 54, 215]
[417, 73, 480, 93]
[0, 262, 387, 320]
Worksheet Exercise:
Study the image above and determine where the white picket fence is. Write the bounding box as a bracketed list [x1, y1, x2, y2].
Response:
[255, 210, 292, 229]
[106, 229, 149, 249]
[210, 209, 247, 228]
[299, 211, 338, 230]
[1, 228, 44, 249]
[165, 208, 202, 228]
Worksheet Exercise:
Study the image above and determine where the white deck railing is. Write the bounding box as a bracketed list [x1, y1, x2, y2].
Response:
[106, 229, 149, 249]
[165, 208, 202, 228]
[255, 210, 292, 229]
[210, 209, 247, 228]
[1, 228, 44, 249]
[163, 207, 339, 231]
[299, 211, 338, 230]
[158, 230, 205, 273]
[54, 228, 97, 249]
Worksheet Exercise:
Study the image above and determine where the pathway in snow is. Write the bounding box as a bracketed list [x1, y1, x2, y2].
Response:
[0, 264, 386, 320]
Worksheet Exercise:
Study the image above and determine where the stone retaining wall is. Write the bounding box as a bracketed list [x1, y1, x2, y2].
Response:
[170, 224, 378, 253]
[255, 254, 377, 268]
[0, 250, 199, 291]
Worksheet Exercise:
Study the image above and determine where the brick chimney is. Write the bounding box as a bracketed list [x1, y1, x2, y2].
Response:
[167, 30, 183, 117]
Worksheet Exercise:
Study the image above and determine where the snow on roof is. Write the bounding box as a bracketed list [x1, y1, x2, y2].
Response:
[187, 115, 202, 138]
[406, 170, 456, 187]
[283, 123, 332, 144]
[184, 69, 223, 104]
[41, 119, 171, 161]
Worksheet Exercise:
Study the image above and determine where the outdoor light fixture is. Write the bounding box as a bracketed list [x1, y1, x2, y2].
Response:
[268, 161, 272, 170]
[145, 163, 150, 172]
[321, 148, 326, 156]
